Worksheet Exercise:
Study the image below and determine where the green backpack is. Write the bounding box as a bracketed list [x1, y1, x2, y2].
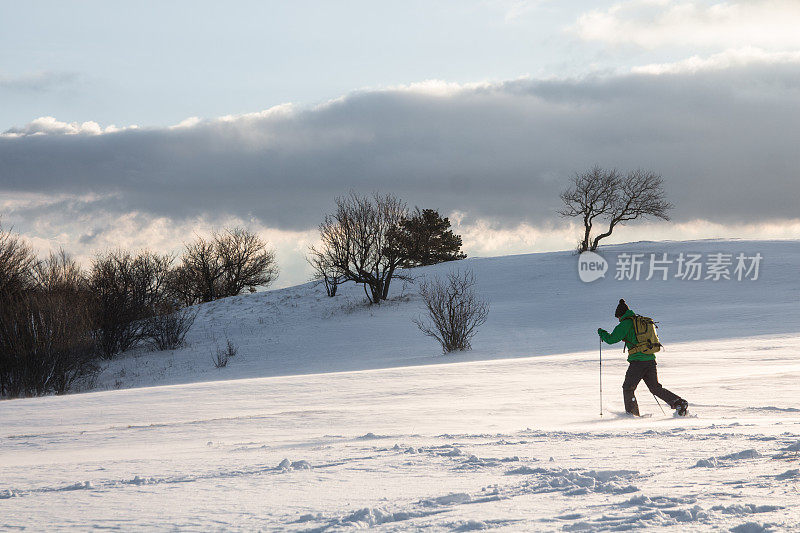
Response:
[626, 315, 662, 355]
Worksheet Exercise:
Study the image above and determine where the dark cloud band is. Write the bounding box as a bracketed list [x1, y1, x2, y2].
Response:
[2, 63, 799, 231]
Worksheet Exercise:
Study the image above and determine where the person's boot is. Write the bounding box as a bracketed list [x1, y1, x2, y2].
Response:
[672, 399, 689, 416]
[624, 392, 640, 416]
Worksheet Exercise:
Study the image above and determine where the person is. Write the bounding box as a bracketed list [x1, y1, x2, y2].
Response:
[598, 299, 688, 416]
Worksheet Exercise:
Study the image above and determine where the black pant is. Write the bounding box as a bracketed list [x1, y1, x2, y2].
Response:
[622, 360, 682, 416]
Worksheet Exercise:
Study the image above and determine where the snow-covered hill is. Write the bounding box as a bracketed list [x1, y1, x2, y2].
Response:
[2, 239, 799, 531]
[96, 239, 800, 391]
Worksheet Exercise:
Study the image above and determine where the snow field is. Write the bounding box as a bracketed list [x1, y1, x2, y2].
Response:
[93, 239, 800, 393]
[2, 239, 799, 530]
[2, 332, 799, 530]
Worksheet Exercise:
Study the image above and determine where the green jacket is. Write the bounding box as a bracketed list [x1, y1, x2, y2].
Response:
[598, 309, 655, 362]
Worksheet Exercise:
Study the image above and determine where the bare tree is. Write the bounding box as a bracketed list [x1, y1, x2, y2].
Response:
[0, 223, 36, 296]
[413, 270, 489, 353]
[307, 249, 345, 297]
[558, 166, 620, 252]
[33, 249, 86, 294]
[180, 236, 223, 303]
[312, 192, 408, 304]
[175, 228, 278, 303]
[165, 264, 199, 307]
[90, 250, 173, 358]
[589, 170, 673, 250]
[559, 167, 672, 252]
[216, 227, 278, 296]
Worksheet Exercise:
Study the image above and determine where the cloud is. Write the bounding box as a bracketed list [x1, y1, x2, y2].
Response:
[1, 195, 318, 288]
[631, 47, 800, 74]
[0, 71, 81, 93]
[574, 0, 800, 50]
[3, 62, 799, 228]
[5, 193, 796, 288]
[1, 116, 138, 137]
[1, 61, 800, 286]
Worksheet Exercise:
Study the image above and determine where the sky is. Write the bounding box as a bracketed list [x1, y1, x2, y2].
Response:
[1, 0, 800, 287]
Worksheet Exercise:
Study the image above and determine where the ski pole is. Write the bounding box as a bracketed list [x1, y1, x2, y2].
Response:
[599, 339, 604, 417]
[652, 393, 666, 415]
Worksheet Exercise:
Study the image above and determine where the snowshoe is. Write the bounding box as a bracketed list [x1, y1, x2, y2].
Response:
[673, 399, 689, 417]
[616, 411, 652, 418]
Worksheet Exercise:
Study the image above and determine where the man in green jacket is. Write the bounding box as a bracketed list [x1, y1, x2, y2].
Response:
[598, 299, 689, 416]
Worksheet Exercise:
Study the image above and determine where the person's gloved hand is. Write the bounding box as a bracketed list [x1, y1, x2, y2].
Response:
[597, 328, 606, 336]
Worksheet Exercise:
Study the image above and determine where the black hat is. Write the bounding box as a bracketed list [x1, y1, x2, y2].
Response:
[614, 299, 629, 318]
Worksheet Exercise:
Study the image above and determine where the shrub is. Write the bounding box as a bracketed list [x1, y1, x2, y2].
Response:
[212, 339, 237, 368]
[143, 303, 197, 351]
[414, 270, 489, 353]
[0, 267, 98, 398]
